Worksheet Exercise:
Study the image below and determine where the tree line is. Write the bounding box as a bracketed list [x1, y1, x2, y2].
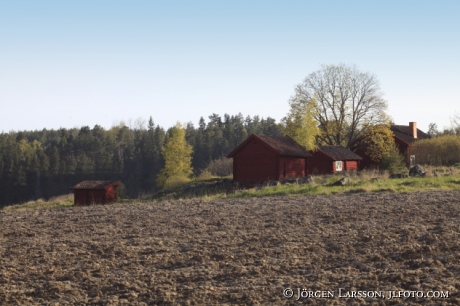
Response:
[6, 63, 431, 207]
[0, 114, 281, 207]
[0, 63, 391, 207]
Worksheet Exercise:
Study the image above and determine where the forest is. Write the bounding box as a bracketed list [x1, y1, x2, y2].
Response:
[3, 64, 459, 208]
[0, 113, 281, 207]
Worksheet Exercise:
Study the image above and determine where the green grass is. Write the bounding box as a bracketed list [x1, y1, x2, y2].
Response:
[4, 167, 460, 211]
[0, 194, 139, 212]
[221, 174, 460, 199]
[1, 194, 75, 212]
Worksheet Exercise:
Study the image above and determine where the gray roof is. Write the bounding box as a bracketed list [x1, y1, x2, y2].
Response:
[318, 146, 363, 160]
[257, 135, 312, 157]
[227, 134, 312, 158]
[391, 125, 430, 144]
[72, 180, 120, 190]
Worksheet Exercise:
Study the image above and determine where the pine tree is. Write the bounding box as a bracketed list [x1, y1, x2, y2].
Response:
[156, 123, 193, 189]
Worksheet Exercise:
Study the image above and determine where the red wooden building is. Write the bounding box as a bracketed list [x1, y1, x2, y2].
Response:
[227, 134, 311, 182]
[356, 122, 431, 169]
[71, 180, 120, 206]
[307, 146, 362, 175]
[391, 122, 430, 166]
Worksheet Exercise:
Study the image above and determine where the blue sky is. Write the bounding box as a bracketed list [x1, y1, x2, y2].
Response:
[1, 1, 459, 133]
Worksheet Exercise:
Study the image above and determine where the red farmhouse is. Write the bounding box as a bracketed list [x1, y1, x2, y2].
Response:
[354, 121, 430, 170]
[391, 122, 430, 166]
[307, 146, 362, 175]
[71, 180, 120, 206]
[227, 134, 311, 182]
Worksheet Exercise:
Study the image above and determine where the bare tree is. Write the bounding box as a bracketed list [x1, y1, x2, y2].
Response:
[427, 122, 439, 137]
[291, 64, 389, 148]
[451, 112, 460, 135]
[134, 117, 146, 131]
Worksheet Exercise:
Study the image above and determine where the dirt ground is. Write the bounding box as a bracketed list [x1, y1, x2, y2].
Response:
[1, 191, 460, 305]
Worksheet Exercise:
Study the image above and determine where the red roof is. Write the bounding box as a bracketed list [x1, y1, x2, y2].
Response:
[227, 134, 312, 158]
[72, 180, 120, 190]
[317, 146, 363, 161]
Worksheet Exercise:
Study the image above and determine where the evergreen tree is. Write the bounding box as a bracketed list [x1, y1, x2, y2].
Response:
[0, 112, 284, 207]
[48, 146, 60, 176]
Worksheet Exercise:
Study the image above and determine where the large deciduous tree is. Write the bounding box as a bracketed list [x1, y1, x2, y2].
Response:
[291, 64, 389, 148]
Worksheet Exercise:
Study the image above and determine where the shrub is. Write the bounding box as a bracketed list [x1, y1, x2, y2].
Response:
[162, 175, 191, 190]
[117, 182, 127, 199]
[380, 144, 406, 174]
[196, 170, 214, 181]
[204, 157, 233, 177]
[411, 135, 460, 166]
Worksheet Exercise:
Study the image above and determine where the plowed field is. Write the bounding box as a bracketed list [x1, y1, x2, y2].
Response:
[1, 191, 460, 305]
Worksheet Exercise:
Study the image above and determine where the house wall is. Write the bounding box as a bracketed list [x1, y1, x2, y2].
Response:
[307, 152, 333, 175]
[332, 161, 339, 173]
[344, 160, 359, 171]
[394, 139, 411, 166]
[394, 139, 409, 157]
[74, 190, 87, 206]
[307, 152, 359, 174]
[332, 160, 358, 172]
[105, 186, 118, 203]
[278, 157, 306, 180]
[232, 140, 277, 182]
[74, 189, 107, 206]
[354, 148, 379, 170]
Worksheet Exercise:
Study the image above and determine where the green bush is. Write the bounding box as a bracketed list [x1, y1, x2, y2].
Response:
[196, 170, 214, 181]
[117, 182, 127, 199]
[162, 175, 191, 190]
[204, 157, 233, 177]
[380, 145, 407, 174]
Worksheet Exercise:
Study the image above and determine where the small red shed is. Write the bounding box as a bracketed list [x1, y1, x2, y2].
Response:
[307, 146, 362, 175]
[227, 134, 311, 182]
[71, 180, 120, 206]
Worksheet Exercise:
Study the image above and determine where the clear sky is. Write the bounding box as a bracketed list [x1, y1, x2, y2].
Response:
[1, 0, 459, 133]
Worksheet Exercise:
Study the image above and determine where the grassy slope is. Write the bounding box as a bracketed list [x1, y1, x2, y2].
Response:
[227, 175, 460, 199]
[3, 166, 460, 211]
[1, 194, 74, 212]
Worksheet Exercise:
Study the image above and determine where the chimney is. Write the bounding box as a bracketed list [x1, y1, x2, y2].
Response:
[409, 122, 417, 138]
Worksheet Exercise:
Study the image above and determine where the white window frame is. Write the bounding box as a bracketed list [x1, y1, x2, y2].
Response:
[410, 155, 416, 167]
[335, 161, 343, 171]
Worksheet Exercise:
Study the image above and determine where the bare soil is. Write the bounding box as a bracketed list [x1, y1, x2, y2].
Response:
[1, 191, 460, 305]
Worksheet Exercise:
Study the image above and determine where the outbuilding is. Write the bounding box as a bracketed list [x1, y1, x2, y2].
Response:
[227, 134, 311, 182]
[71, 180, 120, 206]
[307, 146, 362, 175]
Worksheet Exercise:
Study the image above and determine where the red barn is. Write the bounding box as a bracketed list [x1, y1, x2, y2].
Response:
[227, 134, 311, 182]
[307, 146, 362, 175]
[71, 180, 120, 206]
